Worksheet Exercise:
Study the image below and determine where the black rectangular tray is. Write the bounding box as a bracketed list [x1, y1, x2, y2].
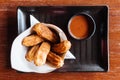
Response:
[17, 6, 109, 72]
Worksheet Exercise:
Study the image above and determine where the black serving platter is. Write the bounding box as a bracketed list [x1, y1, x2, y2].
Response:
[17, 6, 109, 72]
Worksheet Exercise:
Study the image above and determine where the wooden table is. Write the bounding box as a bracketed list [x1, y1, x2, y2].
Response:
[0, 0, 120, 80]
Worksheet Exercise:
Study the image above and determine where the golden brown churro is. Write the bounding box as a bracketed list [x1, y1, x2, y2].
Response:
[22, 34, 44, 46]
[47, 51, 64, 68]
[34, 42, 50, 66]
[52, 40, 71, 54]
[25, 45, 39, 62]
[32, 23, 58, 43]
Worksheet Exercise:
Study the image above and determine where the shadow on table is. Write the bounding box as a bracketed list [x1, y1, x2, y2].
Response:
[6, 10, 18, 70]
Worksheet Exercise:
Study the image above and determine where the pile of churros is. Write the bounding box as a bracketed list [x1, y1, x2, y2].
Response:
[22, 23, 71, 68]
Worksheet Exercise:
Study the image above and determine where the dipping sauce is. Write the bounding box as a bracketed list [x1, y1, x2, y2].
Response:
[69, 15, 89, 39]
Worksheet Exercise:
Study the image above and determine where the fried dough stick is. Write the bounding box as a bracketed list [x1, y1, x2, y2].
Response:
[25, 45, 39, 62]
[22, 34, 44, 46]
[32, 23, 58, 43]
[47, 51, 64, 68]
[52, 40, 71, 54]
[34, 42, 50, 66]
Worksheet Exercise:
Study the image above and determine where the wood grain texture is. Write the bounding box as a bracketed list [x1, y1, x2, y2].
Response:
[0, 0, 120, 80]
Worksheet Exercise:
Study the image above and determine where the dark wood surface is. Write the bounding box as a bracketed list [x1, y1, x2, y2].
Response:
[0, 0, 120, 80]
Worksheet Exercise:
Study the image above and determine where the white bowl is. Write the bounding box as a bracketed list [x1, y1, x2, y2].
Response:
[11, 23, 67, 73]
